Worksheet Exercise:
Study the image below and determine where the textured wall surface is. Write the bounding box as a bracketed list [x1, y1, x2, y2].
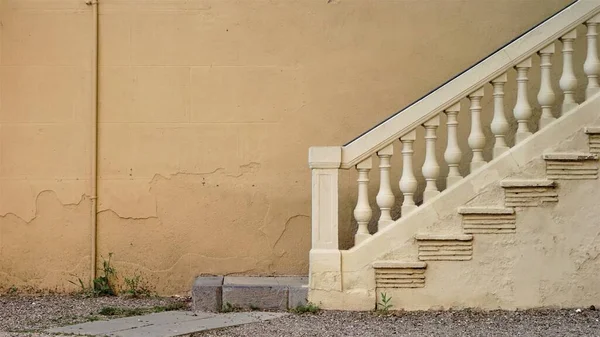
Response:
[0, 0, 572, 294]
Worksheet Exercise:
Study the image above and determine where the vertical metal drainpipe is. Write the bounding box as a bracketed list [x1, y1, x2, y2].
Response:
[87, 0, 100, 284]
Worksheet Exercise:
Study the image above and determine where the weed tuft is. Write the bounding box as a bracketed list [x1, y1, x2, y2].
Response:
[377, 292, 393, 313]
[98, 302, 187, 317]
[290, 302, 320, 314]
[123, 273, 153, 298]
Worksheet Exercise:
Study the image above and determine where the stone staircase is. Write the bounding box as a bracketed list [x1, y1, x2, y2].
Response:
[308, 1, 600, 310]
[373, 132, 600, 296]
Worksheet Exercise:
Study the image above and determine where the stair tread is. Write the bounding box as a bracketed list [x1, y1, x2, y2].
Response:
[458, 207, 515, 215]
[500, 179, 555, 187]
[372, 261, 427, 269]
[585, 126, 600, 134]
[542, 152, 598, 161]
[415, 234, 473, 241]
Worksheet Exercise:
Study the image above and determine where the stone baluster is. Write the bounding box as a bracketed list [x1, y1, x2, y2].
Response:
[468, 87, 486, 172]
[560, 30, 578, 113]
[490, 73, 509, 158]
[585, 15, 600, 100]
[354, 157, 372, 245]
[376, 144, 395, 231]
[538, 44, 556, 129]
[514, 57, 533, 144]
[444, 102, 462, 187]
[399, 130, 418, 215]
[422, 115, 440, 202]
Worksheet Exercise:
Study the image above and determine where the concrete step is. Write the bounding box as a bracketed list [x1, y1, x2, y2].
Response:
[458, 207, 516, 234]
[584, 127, 600, 154]
[192, 276, 307, 312]
[542, 152, 599, 180]
[542, 152, 598, 161]
[372, 261, 427, 289]
[500, 179, 556, 188]
[457, 207, 515, 215]
[415, 234, 473, 261]
[500, 179, 558, 207]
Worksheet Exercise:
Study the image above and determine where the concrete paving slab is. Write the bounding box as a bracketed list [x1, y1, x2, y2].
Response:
[48, 311, 212, 335]
[46, 311, 286, 337]
[113, 312, 286, 337]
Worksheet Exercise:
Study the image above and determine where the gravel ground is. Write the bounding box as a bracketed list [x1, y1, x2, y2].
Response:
[194, 308, 600, 337]
[2, 295, 600, 337]
[0, 294, 189, 337]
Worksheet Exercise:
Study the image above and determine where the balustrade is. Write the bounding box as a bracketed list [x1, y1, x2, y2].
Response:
[311, 11, 600, 252]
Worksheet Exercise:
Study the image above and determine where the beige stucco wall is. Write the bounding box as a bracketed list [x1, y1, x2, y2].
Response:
[0, 0, 572, 294]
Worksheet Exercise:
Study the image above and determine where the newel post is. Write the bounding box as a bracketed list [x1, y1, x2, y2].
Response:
[308, 146, 343, 292]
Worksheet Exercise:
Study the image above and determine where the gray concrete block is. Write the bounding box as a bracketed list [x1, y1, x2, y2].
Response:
[222, 276, 308, 310]
[192, 276, 224, 312]
[288, 285, 309, 308]
[222, 285, 289, 310]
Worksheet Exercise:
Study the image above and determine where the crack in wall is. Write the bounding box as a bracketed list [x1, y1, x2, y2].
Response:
[149, 162, 262, 185]
[272, 214, 309, 249]
[0, 190, 89, 223]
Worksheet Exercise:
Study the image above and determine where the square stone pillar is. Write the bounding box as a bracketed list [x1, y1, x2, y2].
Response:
[308, 146, 343, 292]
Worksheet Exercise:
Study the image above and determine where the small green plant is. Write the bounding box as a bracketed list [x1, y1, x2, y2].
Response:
[221, 302, 243, 313]
[378, 292, 393, 312]
[123, 273, 152, 297]
[290, 302, 320, 314]
[161, 302, 188, 311]
[7, 286, 18, 295]
[249, 304, 260, 311]
[93, 253, 117, 296]
[70, 253, 118, 297]
[98, 303, 186, 318]
[222, 302, 234, 313]
[87, 315, 101, 322]
[68, 276, 89, 294]
[99, 306, 145, 317]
